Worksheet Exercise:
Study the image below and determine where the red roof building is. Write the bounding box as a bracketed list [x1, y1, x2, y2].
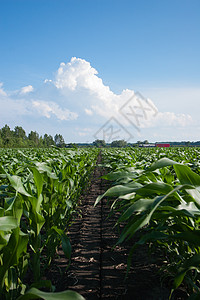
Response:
[156, 143, 170, 147]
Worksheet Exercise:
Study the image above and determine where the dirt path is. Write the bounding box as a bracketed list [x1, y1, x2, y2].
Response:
[50, 153, 182, 299]
[65, 155, 136, 299]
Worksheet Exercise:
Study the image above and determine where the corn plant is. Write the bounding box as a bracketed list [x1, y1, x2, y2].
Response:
[96, 148, 200, 298]
[0, 147, 98, 299]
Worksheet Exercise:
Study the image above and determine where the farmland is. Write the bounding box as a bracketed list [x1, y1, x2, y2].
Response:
[0, 147, 98, 299]
[1, 146, 200, 299]
[96, 147, 200, 299]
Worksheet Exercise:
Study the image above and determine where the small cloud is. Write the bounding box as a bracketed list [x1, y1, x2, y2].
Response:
[44, 79, 53, 83]
[0, 96, 31, 122]
[85, 108, 93, 115]
[0, 82, 7, 96]
[20, 85, 34, 94]
[32, 100, 78, 121]
[155, 112, 193, 127]
[77, 127, 92, 137]
[134, 110, 193, 129]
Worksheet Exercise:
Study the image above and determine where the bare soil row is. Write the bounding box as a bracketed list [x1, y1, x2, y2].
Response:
[47, 154, 186, 299]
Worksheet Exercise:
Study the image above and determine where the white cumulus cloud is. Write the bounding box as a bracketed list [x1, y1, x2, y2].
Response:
[52, 57, 193, 129]
[55, 57, 115, 102]
[85, 108, 93, 116]
[0, 83, 7, 96]
[44, 79, 52, 83]
[139, 111, 193, 129]
[0, 94, 32, 124]
[76, 127, 93, 137]
[0, 57, 198, 143]
[20, 85, 34, 94]
[32, 100, 78, 121]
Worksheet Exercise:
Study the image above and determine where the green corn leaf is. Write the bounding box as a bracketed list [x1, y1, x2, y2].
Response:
[117, 214, 148, 244]
[7, 175, 32, 197]
[172, 231, 200, 246]
[102, 170, 139, 181]
[17, 288, 85, 300]
[136, 182, 173, 196]
[147, 157, 178, 171]
[30, 167, 43, 197]
[34, 162, 58, 179]
[0, 232, 10, 250]
[0, 208, 4, 217]
[35, 212, 45, 236]
[61, 234, 71, 260]
[118, 192, 136, 200]
[95, 185, 139, 206]
[5, 194, 23, 224]
[117, 199, 155, 222]
[137, 231, 169, 245]
[174, 164, 200, 186]
[186, 188, 200, 206]
[176, 201, 200, 217]
[51, 226, 63, 236]
[173, 254, 200, 289]
[0, 184, 8, 191]
[51, 227, 71, 260]
[34, 162, 52, 174]
[1, 228, 28, 266]
[30, 194, 43, 213]
[118, 185, 182, 244]
[29, 210, 45, 237]
[0, 216, 18, 231]
[0, 228, 28, 289]
[95, 181, 174, 206]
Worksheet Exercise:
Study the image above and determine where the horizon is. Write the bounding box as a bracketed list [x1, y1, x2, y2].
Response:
[0, 123, 199, 145]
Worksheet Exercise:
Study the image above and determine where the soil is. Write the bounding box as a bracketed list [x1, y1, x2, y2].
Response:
[45, 153, 188, 300]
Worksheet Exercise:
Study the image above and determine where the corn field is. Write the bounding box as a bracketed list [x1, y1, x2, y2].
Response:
[1, 146, 200, 299]
[96, 147, 200, 299]
[0, 147, 98, 299]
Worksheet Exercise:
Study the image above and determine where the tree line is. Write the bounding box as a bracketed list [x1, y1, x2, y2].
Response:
[93, 139, 128, 147]
[1, 125, 198, 149]
[0, 125, 65, 148]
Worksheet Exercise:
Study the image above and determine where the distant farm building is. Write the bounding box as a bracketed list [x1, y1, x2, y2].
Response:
[156, 143, 170, 147]
[138, 143, 170, 148]
[139, 143, 156, 147]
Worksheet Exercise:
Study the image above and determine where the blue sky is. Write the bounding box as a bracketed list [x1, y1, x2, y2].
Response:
[0, 0, 200, 143]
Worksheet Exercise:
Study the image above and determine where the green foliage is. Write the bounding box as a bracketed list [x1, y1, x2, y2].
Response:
[0, 124, 65, 148]
[17, 288, 85, 300]
[54, 134, 65, 147]
[0, 147, 99, 298]
[97, 147, 200, 298]
[93, 139, 106, 147]
[110, 140, 127, 147]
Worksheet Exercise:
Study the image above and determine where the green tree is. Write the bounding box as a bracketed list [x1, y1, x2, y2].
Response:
[43, 134, 55, 147]
[1, 124, 14, 147]
[110, 140, 127, 147]
[38, 136, 44, 147]
[93, 139, 106, 148]
[14, 126, 26, 139]
[28, 131, 39, 147]
[14, 126, 27, 147]
[54, 134, 65, 147]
